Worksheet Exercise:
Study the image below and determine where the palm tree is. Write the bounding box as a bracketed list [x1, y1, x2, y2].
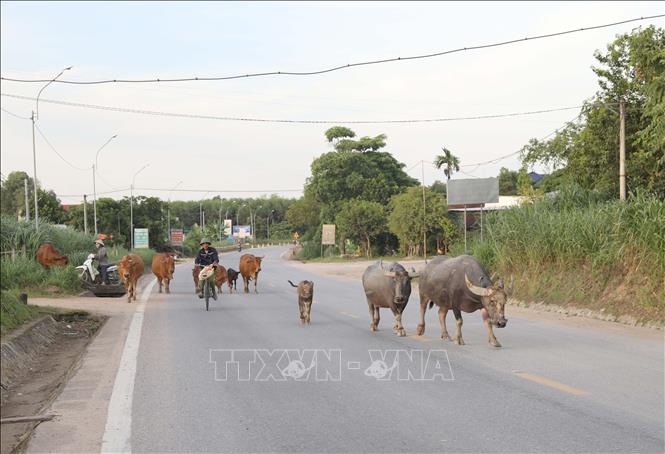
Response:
[434, 147, 460, 180]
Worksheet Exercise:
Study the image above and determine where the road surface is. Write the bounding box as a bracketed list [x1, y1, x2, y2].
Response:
[126, 246, 663, 453]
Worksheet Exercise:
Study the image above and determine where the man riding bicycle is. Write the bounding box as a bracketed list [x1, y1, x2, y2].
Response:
[195, 239, 219, 300]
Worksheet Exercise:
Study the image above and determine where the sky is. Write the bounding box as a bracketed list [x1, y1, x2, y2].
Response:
[1, 1, 663, 204]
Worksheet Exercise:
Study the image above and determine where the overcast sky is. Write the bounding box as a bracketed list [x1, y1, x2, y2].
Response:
[1, 1, 663, 203]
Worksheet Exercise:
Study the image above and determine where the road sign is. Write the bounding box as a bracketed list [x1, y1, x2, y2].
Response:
[134, 228, 149, 249]
[233, 225, 252, 239]
[447, 178, 499, 206]
[322, 224, 336, 245]
[170, 229, 184, 246]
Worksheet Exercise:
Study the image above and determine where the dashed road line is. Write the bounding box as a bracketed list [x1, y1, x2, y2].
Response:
[513, 371, 589, 396]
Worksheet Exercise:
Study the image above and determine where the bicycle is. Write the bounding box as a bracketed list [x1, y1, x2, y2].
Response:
[198, 264, 217, 311]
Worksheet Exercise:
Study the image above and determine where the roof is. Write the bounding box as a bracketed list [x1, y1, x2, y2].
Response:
[528, 172, 546, 184]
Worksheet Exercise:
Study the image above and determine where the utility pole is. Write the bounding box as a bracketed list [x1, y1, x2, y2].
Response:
[24, 179, 30, 221]
[619, 99, 626, 201]
[31, 111, 39, 230]
[93, 134, 117, 236]
[421, 160, 427, 259]
[83, 195, 88, 234]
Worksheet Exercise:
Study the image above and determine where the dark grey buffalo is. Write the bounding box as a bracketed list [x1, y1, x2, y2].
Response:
[362, 261, 418, 337]
[417, 255, 512, 347]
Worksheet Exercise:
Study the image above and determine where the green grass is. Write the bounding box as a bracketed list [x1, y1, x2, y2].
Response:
[450, 186, 665, 323]
[0, 290, 42, 335]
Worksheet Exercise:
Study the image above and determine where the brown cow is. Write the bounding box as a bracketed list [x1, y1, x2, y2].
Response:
[215, 265, 228, 293]
[151, 253, 175, 294]
[239, 254, 264, 294]
[118, 254, 145, 303]
[35, 243, 69, 269]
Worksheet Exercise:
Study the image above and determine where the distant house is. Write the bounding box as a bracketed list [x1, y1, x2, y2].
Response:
[528, 172, 546, 185]
[448, 196, 528, 229]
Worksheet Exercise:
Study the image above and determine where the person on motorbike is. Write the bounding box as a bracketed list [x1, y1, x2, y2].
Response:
[195, 239, 219, 299]
[94, 239, 109, 284]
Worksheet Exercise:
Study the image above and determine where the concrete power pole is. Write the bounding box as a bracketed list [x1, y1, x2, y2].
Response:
[24, 179, 30, 221]
[83, 195, 88, 234]
[619, 100, 626, 201]
[421, 160, 427, 259]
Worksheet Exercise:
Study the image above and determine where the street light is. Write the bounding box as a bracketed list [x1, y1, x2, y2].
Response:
[32, 66, 72, 230]
[267, 209, 275, 239]
[93, 134, 118, 236]
[167, 180, 183, 243]
[130, 164, 149, 250]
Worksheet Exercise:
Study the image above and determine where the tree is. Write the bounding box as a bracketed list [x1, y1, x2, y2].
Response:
[37, 189, 67, 224]
[434, 147, 460, 180]
[324, 126, 356, 145]
[335, 200, 386, 258]
[388, 187, 451, 256]
[325, 125, 387, 153]
[1, 171, 33, 219]
[521, 26, 665, 198]
[286, 194, 320, 236]
[430, 180, 447, 197]
[498, 167, 519, 195]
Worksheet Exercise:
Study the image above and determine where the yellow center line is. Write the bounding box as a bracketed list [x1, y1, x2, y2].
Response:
[339, 311, 360, 319]
[407, 334, 434, 342]
[513, 371, 590, 396]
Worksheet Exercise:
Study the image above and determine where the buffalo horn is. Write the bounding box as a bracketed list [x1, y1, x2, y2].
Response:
[465, 274, 492, 297]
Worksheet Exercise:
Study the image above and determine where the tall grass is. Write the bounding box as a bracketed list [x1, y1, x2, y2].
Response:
[458, 186, 665, 322]
[0, 216, 156, 295]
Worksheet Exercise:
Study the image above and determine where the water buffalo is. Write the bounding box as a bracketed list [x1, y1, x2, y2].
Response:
[288, 280, 314, 324]
[417, 255, 512, 347]
[362, 261, 418, 337]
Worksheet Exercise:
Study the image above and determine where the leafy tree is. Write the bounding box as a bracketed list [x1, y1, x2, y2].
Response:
[388, 187, 450, 256]
[430, 180, 447, 197]
[324, 126, 356, 145]
[37, 189, 67, 224]
[434, 147, 461, 180]
[521, 26, 665, 198]
[1, 171, 34, 219]
[335, 200, 386, 258]
[286, 194, 320, 235]
[498, 167, 519, 195]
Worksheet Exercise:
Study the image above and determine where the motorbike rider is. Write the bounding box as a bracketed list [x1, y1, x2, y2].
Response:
[195, 239, 219, 299]
[94, 239, 109, 284]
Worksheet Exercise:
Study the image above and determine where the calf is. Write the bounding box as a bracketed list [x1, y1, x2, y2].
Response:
[118, 253, 145, 303]
[239, 254, 264, 294]
[288, 280, 314, 324]
[226, 268, 239, 293]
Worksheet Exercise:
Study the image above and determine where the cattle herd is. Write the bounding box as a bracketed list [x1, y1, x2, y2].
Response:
[36, 243, 514, 347]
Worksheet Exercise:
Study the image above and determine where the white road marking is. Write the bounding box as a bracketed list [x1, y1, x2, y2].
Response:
[101, 278, 157, 454]
[340, 311, 360, 319]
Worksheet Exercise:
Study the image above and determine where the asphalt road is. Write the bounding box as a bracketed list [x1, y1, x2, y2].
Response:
[131, 246, 664, 453]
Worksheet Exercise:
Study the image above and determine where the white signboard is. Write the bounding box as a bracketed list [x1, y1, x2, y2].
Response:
[447, 178, 499, 206]
[223, 219, 233, 237]
[321, 224, 336, 245]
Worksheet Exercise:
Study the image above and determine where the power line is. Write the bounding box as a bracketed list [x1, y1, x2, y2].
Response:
[1, 15, 661, 85]
[134, 187, 303, 194]
[1, 107, 31, 120]
[1, 92, 594, 124]
[34, 124, 90, 171]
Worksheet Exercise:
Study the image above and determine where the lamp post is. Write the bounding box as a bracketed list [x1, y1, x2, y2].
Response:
[167, 180, 183, 243]
[92, 134, 117, 236]
[267, 209, 275, 239]
[32, 66, 72, 230]
[130, 164, 149, 250]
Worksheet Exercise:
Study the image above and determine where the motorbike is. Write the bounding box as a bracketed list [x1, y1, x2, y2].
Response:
[77, 253, 126, 297]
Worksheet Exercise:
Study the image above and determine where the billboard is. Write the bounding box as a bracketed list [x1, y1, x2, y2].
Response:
[170, 229, 184, 246]
[321, 224, 336, 245]
[223, 219, 233, 237]
[134, 228, 149, 249]
[233, 225, 252, 239]
[447, 178, 499, 206]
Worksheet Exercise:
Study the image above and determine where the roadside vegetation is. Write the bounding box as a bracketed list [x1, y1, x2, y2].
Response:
[0, 216, 156, 299]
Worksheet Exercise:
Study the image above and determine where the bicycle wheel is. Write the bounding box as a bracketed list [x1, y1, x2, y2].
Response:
[204, 280, 210, 311]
